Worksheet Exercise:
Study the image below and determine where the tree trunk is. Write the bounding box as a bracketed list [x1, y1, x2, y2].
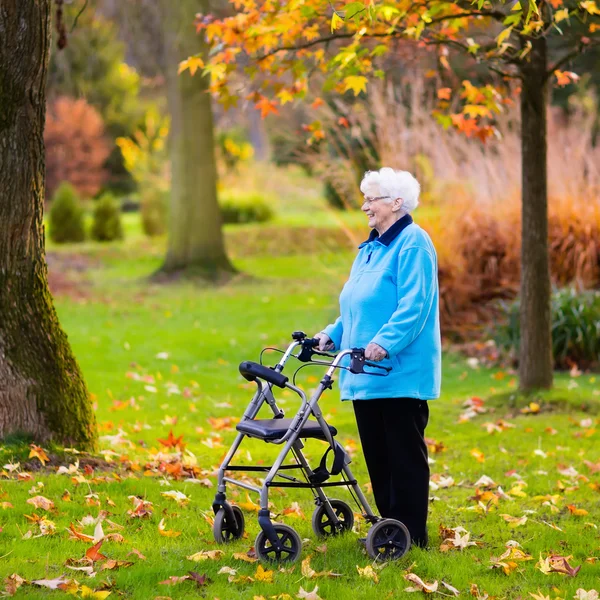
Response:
[0, 0, 97, 448]
[160, 0, 235, 276]
[518, 34, 553, 391]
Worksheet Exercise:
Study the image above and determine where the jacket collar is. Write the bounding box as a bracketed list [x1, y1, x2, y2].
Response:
[359, 214, 413, 248]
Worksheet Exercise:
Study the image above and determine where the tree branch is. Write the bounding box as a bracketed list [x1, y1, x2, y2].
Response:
[546, 38, 600, 81]
[488, 65, 522, 79]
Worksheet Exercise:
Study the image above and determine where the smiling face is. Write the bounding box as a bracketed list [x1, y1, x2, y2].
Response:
[361, 192, 404, 234]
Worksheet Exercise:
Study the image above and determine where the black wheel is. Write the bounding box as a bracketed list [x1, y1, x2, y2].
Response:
[213, 504, 245, 543]
[311, 499, 354, 537]
[255, 523, 302, 563]
[365, 519, 411, 560]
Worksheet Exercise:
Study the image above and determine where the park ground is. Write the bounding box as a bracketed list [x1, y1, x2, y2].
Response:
[1, 169, 599, 600]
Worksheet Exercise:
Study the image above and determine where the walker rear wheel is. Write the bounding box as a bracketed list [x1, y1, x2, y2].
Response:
[365, 518, 410, 560]
[213, 504, 245, 543]
[255, 523, 302, 563]
[311, 499, 354, 537]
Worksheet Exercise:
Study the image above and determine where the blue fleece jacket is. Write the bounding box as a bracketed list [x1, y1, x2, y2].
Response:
[322, 214, 441, 401]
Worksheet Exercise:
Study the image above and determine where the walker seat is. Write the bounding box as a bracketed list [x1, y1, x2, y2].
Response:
[236, 418, 337, 441]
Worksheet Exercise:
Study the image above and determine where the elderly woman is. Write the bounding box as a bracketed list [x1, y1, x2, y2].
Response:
[314, 167, 441, 549]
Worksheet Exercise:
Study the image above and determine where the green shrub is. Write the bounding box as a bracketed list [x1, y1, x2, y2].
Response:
[91, 193, 124, 242]
[48, 183, 86, 244]
[140, 187, 168, 237]
[493, 288, 600, 370]
[219, 192, 275, 225]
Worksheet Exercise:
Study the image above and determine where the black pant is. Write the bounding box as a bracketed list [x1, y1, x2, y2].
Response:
[352, 398, 430, 547]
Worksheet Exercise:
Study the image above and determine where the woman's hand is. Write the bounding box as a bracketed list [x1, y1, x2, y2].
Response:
[365, 342, 387, 362]
[313, 332, 334, 351]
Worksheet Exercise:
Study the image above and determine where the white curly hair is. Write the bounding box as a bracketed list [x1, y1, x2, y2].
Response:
[359, 167, 420, 213]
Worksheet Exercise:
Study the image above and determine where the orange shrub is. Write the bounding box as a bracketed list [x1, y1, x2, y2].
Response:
[427, 196, 600, 338]
[45, 97, 111, 199]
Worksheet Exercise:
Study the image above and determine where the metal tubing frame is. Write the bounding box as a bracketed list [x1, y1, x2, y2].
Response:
[216, 341, 299, 495]
[217, 346, 377, 526]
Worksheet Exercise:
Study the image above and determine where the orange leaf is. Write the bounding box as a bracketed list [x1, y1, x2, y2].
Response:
[255, 96, 279, 119]
[86, 540, 107, 562]
[29, 444, 49, 465]
[157, 430, 186, 449]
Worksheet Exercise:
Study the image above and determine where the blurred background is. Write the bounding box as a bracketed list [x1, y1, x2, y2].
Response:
[44, 0, 600, 371]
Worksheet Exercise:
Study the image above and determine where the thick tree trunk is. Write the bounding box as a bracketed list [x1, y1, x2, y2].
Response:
[0, 0, 97, 448]
[518, 35, 553, 391]
[160, 0, 235, 276]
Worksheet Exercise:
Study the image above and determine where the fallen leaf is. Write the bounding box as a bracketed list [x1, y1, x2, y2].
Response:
[29, 444, 49, 465]
[254, 564, 274, 583]
[499, 514, 528, 528]
[187, 571, 209, 587]
[357, 564, 379, 583]
[158, 519, 181, 538]
[187, 550, 224, 561]
[26, 496, 55, 511]
[31, 575, 71, 589]
[159, 575, 191, 585]
[67, 523, 96, 542]
[404, 573, 439, 593]
[233, 551, 258, 563]
[297, 585, 322, 600]
[161, 490, 190, 505]
[86, 540, 107, 562]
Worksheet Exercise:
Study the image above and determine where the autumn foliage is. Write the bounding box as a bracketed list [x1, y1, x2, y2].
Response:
[45, 97, 111, 200]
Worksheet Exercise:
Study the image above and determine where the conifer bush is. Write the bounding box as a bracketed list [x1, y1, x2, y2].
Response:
[220, 192, 274, 224]
[91, 193, 124, 242]
[48, 183, 86, 244]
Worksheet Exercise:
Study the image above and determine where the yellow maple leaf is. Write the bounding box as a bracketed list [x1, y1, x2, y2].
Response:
[178, 55, 205, 76]
[254, 564, 273, 583]
[343, 76, 368, 96]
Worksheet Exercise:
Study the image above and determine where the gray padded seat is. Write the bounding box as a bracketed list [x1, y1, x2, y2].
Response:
[236, 418, 337, 441]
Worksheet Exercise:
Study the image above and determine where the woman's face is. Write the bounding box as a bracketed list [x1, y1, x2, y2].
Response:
[361, 192, 396, 231]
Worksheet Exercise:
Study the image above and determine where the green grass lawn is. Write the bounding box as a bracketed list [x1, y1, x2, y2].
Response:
[2, 219, 600, 599]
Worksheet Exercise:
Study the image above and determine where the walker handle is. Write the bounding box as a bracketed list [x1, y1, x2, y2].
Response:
[350, 348, 392, 374]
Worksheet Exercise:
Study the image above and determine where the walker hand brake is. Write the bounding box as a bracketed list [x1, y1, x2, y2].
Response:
[349, 348, 392, 375]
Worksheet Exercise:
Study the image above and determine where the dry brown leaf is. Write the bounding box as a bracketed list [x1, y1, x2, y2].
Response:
[158, 575, 191, 585]
[296, 586, 322, 600]
[99, 559, 134, 571]
[499, 514, 528, 528]
[233, 552, 258, 563]
[186, 550, 224, 562]
[3, 574, 27, 595]
[404, 573, 439, 593]
[441, 581, 460, 596]
[26, 496, 55, 511]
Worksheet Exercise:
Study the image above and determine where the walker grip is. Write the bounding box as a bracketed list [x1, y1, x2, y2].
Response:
[349, 348, 392, 375]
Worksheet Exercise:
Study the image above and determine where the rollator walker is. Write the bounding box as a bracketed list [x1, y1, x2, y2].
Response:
[211, 331, 412, 563]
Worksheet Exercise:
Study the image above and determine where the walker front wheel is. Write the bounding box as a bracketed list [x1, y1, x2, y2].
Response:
[255, 523, 302, 563]
[365, 519, 410, 560]
[213, 504, 245, 543]
[311, 499, 354, 537]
